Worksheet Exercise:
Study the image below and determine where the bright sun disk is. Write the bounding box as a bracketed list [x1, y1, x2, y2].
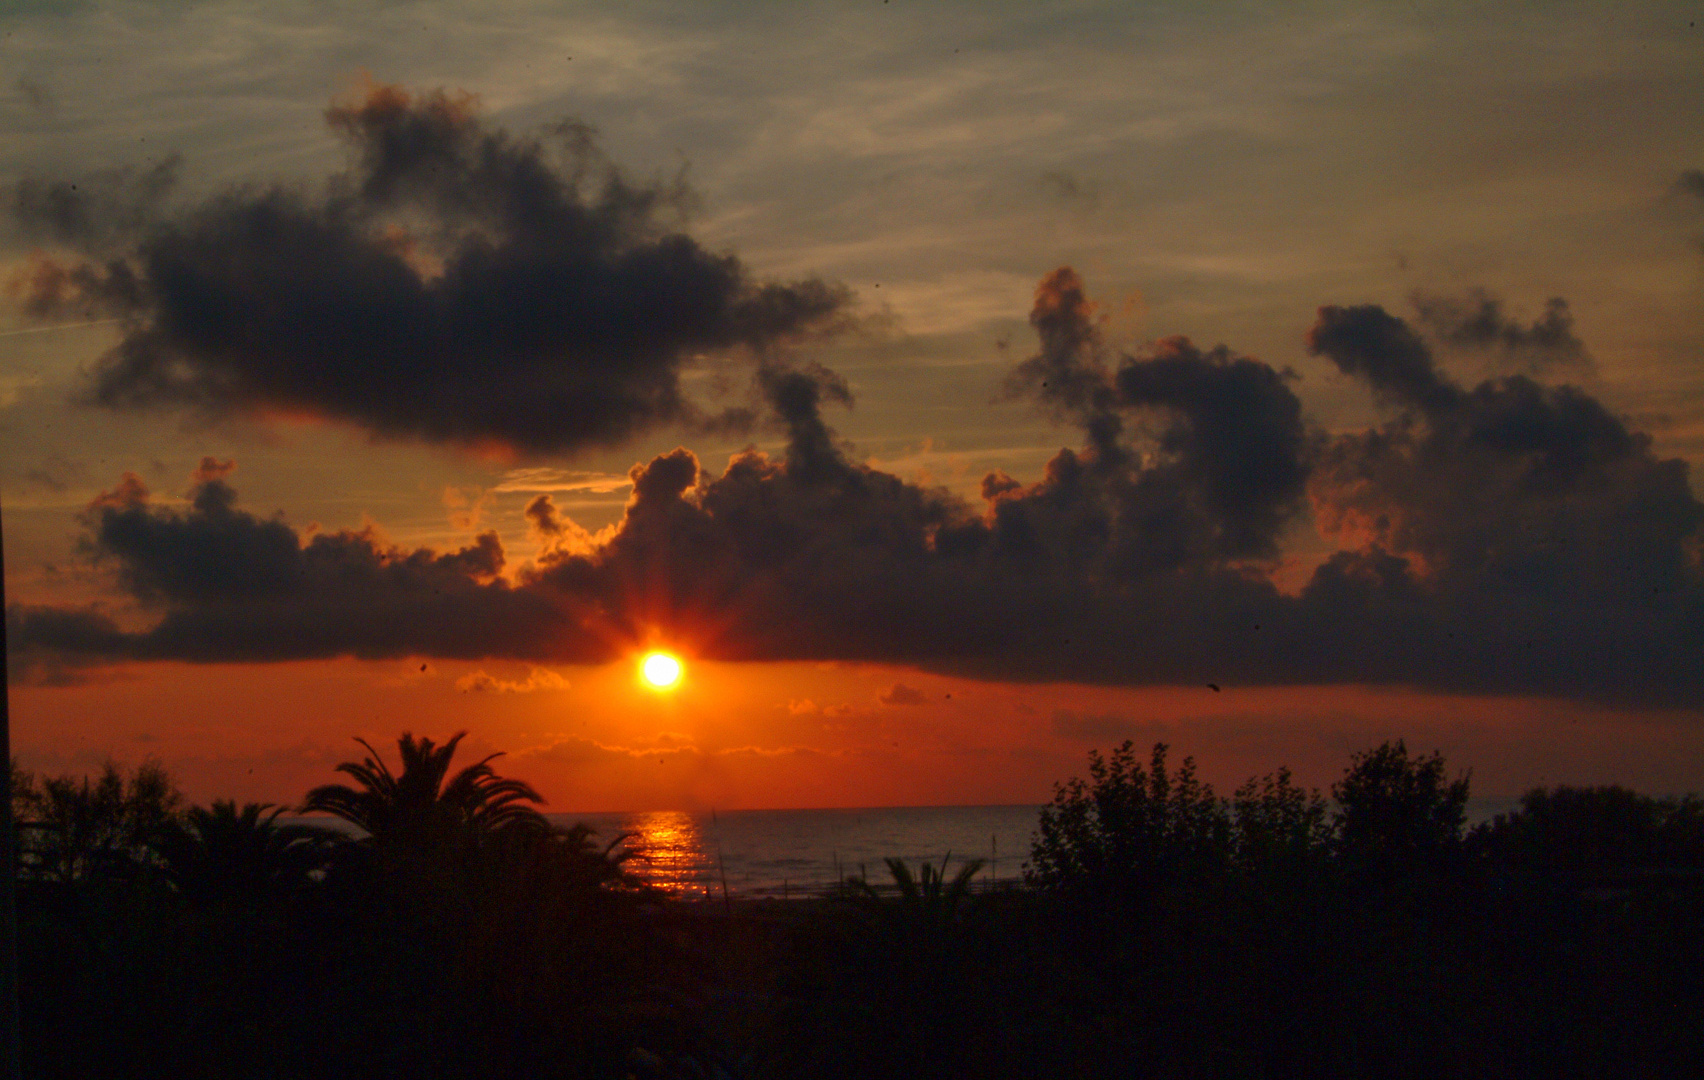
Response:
[640, 651, 683, 688]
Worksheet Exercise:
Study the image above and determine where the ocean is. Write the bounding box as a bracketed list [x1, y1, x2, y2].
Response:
[563, 805, 1042, 899]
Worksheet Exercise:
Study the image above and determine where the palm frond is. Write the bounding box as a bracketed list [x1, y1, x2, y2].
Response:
[304, 731, 547, 844]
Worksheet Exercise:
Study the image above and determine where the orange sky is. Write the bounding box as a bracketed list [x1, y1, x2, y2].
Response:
[13, 657, 1703, 810]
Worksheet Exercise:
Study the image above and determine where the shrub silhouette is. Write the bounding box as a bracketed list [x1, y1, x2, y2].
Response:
[1332, 740, 1469, 879]
[845, 854, 986, 938]
[1026, 741, 1230, 896]
[13, 738, 1704, 1080]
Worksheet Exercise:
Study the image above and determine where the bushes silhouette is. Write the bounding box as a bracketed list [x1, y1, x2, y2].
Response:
[155, 800, 329, 904]
[1025, 738, 1478, 895]
[1472, 785, 1704, 884]
[843, 854, 986, 942]
[1026, 741, 1230, 897]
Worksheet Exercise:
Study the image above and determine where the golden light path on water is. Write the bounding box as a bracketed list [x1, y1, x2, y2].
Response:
[621, 810, 716, 897]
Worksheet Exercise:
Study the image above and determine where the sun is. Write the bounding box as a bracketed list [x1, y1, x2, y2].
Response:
[640, 651, 683, 689]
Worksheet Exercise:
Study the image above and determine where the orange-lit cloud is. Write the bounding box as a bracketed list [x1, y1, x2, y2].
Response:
[879, 683, 929, 706]
[455, 667, 570, 694]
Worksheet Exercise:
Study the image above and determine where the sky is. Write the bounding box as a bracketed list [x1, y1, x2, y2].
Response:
[3, 0, 1703, 810]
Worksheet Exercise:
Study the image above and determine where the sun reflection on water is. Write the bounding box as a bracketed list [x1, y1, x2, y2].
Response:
[621, 810, 716, 896]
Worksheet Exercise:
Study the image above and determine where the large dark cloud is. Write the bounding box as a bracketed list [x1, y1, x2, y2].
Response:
[11, 272, 1702, 704]
[11, 86, 849, 455]
[1303, 302, 1703, 698]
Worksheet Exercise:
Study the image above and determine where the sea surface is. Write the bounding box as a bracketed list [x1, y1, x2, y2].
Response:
[562, 806, 1043, 899]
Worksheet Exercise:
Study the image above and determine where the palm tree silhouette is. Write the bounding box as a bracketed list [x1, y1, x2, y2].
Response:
[156, 800, 328, 902]
[300, 732, 547, 842]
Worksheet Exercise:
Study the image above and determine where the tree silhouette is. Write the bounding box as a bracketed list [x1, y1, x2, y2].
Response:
[1231, 767, 1332, 876]
[1332, 740, 1468, 879]
[1472, 785, 1704, 883]
[13, 761, 180, 884]
[300, 732, 547, 844]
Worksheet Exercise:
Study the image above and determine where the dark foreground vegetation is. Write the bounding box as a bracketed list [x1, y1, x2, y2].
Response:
[12, 735, 1704, 1079]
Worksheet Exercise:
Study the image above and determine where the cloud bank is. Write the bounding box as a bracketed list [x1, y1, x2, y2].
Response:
[11, 86, 850, 455]
[11, 270, 1701, 705]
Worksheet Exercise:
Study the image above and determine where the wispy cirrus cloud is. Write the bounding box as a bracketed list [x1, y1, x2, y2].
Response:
[490, 468, 633, 494]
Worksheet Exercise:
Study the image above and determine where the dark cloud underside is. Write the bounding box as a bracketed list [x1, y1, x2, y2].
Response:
[13, 272, 1701, 705]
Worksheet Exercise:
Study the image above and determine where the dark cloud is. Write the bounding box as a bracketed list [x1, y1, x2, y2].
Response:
[1113, 337, 1308, 560]
[995, 269, 1310, 572]
[1037, 170, 1101, 208]
[80, 469, 304, 605]
[22, 469, 67, 494]
[1411, 289, 1591, 374]
[10, 271, 1701, 704]
[519, 272, 1310, 675]
[1003, 267, 1124, 460]
[1671, 170, 1704, 257]
[8, 604, 131, 667]
[11, 86, 850, 456]
[1308, 303, 1460, 415]
[524, 493, 568, 538]
[19, 453, 86, 494]
[15, 467, 599, 669]
[15, 77, 53, 111]
[1302, 301, 1703, 698]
